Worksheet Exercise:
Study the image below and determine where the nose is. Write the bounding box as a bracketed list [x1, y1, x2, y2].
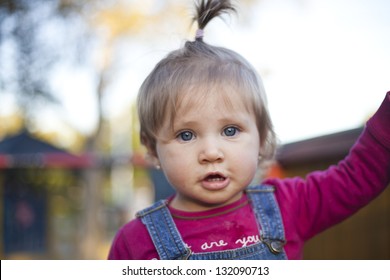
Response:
[198, 137, 224, 164]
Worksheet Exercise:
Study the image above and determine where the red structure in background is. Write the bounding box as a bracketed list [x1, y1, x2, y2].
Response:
[0, 131, 137, 169]
[0, 130, 89, 169]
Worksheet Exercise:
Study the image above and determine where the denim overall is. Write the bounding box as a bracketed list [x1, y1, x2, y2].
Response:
[137, 185, 287, 260]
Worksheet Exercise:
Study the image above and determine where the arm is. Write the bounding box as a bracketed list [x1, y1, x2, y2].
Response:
[267, 92, 390, 241]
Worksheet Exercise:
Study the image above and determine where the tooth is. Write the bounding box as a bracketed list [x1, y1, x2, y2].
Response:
[208, 177, 223, 181]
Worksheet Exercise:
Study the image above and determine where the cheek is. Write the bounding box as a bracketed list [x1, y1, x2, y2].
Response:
[230, 151, 259, 185]
[231, 137, 260, 170]
[161, 161, 192, 191]
[233, 151, 259, 171]
[157, 147, 193, 184]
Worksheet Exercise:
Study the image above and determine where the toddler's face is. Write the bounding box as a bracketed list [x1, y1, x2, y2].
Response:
[153, 90, 261, 212]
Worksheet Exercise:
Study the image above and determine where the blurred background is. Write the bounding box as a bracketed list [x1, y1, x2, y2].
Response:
[0, 0, 389, 259]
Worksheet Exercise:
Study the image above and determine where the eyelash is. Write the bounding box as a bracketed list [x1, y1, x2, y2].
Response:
[176, 126, 241, 142]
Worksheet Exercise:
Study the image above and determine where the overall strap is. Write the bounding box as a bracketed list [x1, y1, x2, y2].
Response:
[136, 200, 191, 260]
[246, 185, 286, 254]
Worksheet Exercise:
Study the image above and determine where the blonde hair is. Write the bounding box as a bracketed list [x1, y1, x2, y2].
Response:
[137, 0, 276, 162]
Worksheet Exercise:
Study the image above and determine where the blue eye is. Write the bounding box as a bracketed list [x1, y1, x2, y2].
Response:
[223, 127, 238, 137]
[178, 131, 194, 141]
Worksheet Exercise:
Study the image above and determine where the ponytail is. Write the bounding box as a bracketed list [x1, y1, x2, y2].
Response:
[193, 0, 236, 41]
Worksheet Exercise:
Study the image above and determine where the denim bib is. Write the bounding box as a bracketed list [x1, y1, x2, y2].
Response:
[137, 185, 287, 260]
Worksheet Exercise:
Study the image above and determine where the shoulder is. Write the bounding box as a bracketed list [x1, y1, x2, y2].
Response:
[108, 217, 158, 260]
[251, 179, 304, 223]
[119, 217, 147, 237]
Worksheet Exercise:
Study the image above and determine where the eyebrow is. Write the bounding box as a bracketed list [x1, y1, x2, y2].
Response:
[173, 113, 252, 129]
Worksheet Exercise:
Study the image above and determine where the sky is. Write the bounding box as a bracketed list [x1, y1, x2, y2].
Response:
[213, 0, 390, 143]
[1, 0, 389, 145]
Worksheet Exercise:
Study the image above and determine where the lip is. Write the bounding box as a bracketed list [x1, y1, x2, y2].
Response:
[200, 172, 230, 191]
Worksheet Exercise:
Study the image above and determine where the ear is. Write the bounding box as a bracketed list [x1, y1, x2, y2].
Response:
[145, 152, 161, 170]
[141, 132, 160, 168]
[141, 132, 155, 155]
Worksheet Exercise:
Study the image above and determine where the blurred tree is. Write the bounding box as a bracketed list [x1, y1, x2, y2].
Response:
[0, 0, 110, 259]
[0, 0, 98, 126]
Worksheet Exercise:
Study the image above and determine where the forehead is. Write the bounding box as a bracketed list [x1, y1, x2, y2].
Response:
[180, 82, 252, 111]
[167, 84, 255, 127]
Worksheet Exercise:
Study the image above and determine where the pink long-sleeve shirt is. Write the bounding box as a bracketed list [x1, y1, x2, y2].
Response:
[108, 92, 390, 260]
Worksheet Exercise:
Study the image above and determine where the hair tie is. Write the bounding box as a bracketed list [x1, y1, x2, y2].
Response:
[195, 29, 204, 40]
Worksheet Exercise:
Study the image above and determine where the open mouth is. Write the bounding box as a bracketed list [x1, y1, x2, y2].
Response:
[205, 174, 226, 182]
[201, 172, 229, 190]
